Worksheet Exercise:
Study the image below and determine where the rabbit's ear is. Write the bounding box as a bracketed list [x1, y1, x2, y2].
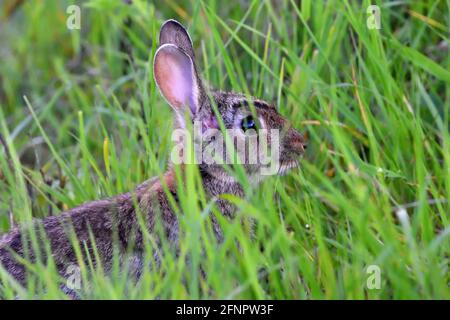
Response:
[154, 44, 202, 116]
[159, 19, 195, 62]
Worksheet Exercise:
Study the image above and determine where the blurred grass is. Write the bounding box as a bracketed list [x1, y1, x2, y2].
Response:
[0, 0, 449, 299]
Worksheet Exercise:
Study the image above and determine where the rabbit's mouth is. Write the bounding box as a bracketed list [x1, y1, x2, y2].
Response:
[278, 160, 299, 175]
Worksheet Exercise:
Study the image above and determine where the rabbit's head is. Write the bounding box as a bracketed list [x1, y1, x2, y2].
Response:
[154, 20, 306, 183]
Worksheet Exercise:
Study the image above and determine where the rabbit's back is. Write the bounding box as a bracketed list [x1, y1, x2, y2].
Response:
[0, 173, 178, 285]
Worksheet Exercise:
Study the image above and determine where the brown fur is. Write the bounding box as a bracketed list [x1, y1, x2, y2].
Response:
[0, 20, 306, 294]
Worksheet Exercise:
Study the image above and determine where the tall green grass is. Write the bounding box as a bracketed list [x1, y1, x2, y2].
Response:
[0, 0, 448, 299]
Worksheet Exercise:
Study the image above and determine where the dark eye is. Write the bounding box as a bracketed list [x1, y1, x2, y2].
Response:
[241, 116, 256, 132]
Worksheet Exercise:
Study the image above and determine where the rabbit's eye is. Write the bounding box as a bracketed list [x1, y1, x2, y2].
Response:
[241, 116, 256, 132]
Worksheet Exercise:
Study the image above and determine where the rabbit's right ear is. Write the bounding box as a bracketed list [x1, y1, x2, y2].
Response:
[159, 19, 196, 62]
[154, 44, 202, 117]
[154, 20, 205, 120]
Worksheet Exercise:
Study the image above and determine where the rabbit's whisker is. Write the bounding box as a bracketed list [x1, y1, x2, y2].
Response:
[278, 160, 299, 175]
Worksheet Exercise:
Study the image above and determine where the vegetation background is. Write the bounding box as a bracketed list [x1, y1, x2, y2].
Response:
[0, 0, 448, 299]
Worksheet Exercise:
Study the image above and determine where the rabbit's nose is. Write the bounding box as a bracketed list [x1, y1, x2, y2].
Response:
[302, 142, 308, 150]
[286, 128, 307, 154]
[291, 139, 306, 153]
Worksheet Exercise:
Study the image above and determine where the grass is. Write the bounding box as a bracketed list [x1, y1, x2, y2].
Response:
[0, 0, 448, 299]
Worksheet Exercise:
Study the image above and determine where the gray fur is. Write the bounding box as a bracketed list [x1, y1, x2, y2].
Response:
[0, 20, 306, 296]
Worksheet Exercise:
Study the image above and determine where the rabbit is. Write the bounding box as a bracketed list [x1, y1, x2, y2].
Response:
[0, 19, 307, 296]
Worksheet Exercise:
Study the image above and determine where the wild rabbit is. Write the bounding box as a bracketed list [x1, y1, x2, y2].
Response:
[0, 20, 306, 294]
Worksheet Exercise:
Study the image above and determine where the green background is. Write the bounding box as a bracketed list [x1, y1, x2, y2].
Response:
[0, 0, 448, 299]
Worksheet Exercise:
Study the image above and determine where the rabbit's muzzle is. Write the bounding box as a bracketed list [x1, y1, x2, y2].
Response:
[284, 127, 307, 156]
